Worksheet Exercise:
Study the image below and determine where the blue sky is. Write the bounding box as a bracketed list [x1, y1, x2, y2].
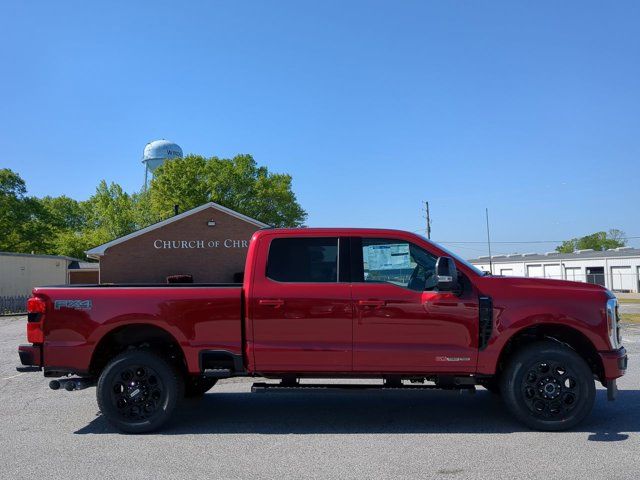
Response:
[2, 1, 639, 258]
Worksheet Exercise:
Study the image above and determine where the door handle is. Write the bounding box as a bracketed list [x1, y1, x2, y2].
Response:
[358, 300, 385, 307]
[259, 299, 285, 307]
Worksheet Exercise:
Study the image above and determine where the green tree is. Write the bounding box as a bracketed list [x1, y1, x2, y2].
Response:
[149, 154, 307, 227]
[51, 181, 140, 258]
[84, 180, 139, 241]
[1, 153, 307, 258]
[51, 229, 104, 259]
[0, 168, 52, 253]
[556, 230, 627, 253]
[38, 195, 86, 232]
[35, 196, 90, 257]
[0, 168, 28, 250]
[131, 189, 157, 230]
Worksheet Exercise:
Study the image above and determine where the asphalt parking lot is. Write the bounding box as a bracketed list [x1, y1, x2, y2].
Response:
[1, 316, 639, 480]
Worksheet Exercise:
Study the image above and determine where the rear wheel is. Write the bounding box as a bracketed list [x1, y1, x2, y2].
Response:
[96, 350, 184, 433]
[501, 341, 595, 431]
[184, 377, 218, 398]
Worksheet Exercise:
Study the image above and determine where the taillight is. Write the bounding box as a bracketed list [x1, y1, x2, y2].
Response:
[26, 296, 46, 344]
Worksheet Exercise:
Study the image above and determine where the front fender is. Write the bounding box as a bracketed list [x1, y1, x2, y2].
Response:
[477, 310, 608, 375]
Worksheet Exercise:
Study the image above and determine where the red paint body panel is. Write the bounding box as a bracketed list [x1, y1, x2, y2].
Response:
[351, 285, 478, 373]
[250, 282, 353, 371]
[473, 275, 613, 375]
[245, 230, 353, 372]
[21, 227, 626, 383]
[34, 286, 242, 374]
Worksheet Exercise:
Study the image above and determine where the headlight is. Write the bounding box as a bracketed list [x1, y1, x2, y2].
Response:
[606, 298, 622, 349]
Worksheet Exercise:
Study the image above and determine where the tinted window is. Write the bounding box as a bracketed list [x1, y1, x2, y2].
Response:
[361, 238, 437, 291]
[267, 237, 338, 282]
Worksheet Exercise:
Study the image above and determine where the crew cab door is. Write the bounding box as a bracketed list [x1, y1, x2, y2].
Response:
[250, 236, 353, 372]
[351, 237, 479, 373]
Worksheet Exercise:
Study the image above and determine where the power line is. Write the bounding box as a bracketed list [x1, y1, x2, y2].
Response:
[437, 237, 640, 244]
[411, 230, 640, 244]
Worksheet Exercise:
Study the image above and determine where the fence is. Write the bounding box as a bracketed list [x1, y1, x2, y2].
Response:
[0, 295, 29, 315]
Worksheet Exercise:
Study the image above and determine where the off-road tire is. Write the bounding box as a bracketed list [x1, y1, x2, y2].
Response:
[96, 350, 184, 434]
[501, 340, 595, 431]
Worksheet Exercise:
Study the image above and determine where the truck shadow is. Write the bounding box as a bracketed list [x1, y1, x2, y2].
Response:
[75, 389, 639, 440]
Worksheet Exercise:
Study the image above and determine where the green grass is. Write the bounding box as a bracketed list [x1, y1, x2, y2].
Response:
[621, 313, 640, 324]
[618, 298, 640, 304]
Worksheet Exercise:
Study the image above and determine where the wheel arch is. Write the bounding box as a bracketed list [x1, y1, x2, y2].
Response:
[493, 323, 605, 384]
[89, 323, 188, 376]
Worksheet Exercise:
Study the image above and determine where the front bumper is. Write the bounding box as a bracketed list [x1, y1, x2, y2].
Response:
[16, 344, 42, 372]
[599, 346, 627, 381]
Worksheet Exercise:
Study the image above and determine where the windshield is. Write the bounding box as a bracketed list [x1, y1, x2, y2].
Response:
[418, 236, 486, 276]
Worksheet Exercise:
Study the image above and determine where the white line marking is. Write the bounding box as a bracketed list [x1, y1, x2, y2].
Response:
[1, 373, 25, 380]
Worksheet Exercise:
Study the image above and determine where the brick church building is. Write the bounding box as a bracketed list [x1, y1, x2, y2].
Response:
[86, 202, 269, 284]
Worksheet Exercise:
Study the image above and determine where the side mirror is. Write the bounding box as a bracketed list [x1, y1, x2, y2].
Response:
[435, 256, 459, 292]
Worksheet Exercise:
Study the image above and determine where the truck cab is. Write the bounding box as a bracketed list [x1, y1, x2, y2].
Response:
[244, 229, 482, 375]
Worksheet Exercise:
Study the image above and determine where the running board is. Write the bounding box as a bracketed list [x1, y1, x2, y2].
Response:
[251, 382, 476, 393]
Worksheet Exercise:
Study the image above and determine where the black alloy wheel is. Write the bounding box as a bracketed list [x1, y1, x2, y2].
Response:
[521, 360, 579, 418]
[97, 350, 184, 433]
[110, 364, 164, 420]
[501, 341, 595, 431]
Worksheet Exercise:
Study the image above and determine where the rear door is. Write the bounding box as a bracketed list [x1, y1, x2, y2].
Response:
[250, 235, 353, 372]
[351, 236, 479, 373]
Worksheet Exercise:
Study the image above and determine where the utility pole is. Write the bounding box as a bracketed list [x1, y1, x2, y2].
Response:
[485, 207, 493, 274]
[425, 201, 432, 240]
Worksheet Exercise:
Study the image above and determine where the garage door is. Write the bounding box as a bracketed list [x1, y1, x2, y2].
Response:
[611, 266, 634, 292]
[544, 264, 561, 280]
[527, 265, 544, 278]
[500, 268, 513, 276]
[565, 267, 582, 282]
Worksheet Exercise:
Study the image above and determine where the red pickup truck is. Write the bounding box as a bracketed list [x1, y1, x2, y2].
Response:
[17, 228, 626, 433]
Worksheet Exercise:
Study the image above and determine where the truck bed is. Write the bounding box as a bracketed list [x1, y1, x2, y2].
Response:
[32, 284, 244, 375]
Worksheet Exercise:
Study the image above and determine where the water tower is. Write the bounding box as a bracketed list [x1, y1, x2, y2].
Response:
[142, 139, 183, 188]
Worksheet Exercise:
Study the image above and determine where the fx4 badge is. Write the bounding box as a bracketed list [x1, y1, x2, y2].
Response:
[54, 299, 92, 310]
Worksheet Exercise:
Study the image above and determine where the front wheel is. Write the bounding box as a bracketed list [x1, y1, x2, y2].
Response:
[96, 350, 184, 433]
[501, 341, 595, 431]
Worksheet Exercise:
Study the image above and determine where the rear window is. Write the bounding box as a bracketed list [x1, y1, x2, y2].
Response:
[266, 237, 338, 283]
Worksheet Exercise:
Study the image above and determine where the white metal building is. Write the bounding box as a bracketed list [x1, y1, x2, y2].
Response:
[0, 252, 98, 296]
[0, 252, 71, 298]
[0, 252, 98, 314]
[469, 247, 640, 293]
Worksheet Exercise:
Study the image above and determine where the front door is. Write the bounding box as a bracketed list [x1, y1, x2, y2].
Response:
[251, 236, 353, 372]
[351, 237, 479, 373]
